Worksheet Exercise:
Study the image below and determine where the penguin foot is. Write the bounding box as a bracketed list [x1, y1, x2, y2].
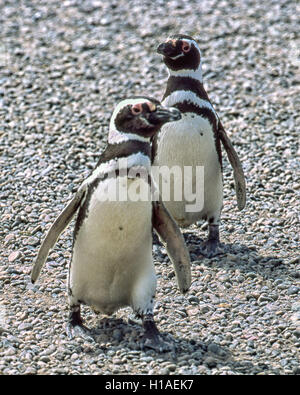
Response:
[141, 334, 172, 353]
[198, 239, 224, 258]
[66, 322, 93, 341]
[198, 223, 225, 258]
[66, 306, 93, 341]
[128, 313, 143, 326]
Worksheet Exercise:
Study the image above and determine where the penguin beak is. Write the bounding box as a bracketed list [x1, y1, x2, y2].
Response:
[157, 42, 177, 57]
[150, 106, 181, 124]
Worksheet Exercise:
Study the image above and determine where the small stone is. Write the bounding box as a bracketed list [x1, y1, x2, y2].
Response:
[17, 323, 33, 331]
[40, 356, 50, 363]
[258, 294, 272, 303]
[166, 364, 177, 372]
[25, 237, 39, 246]
[292, 302, 300, 311]
[188, 295, 200, 304]
[160, 367, 169, 375]
[204, 356, 218, 368]
[8, 251, 20, 262]
[287, 286, 299, 295]
[112, 329, 123, 341]
[4, 234, 15, 244]
[199, 304, 210, 314]
[24, 367, 37, 375]
[207, 343, 227, 358]
[293, 366, 300, 375]
[290, 312, 300, 324]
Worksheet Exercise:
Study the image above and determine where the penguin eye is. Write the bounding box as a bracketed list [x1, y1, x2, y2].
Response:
[131, 103, 143, 115]
[182, 41, 191, 53]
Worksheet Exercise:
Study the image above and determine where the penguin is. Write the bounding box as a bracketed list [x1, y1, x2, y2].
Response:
[153, 34, 246, 257]
[31, 97, 191, 352]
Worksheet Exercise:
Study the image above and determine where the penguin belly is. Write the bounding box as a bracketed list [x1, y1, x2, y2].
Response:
[69, 177, 155, 315]
[154, 113, 223, 227]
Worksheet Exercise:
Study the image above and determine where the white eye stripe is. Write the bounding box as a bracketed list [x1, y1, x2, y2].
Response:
[180, 38, 199, 49]
[108, 130, 150, 144]
[168, 67, 203, 81]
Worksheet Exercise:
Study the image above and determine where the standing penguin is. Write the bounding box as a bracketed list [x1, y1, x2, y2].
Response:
[154, 34, 246, 257]
[31, 97, 191, 352]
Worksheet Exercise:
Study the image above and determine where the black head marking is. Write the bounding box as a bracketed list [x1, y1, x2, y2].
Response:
[112, 97, 181, 137]
[114, 100, 160, 137]
[73, 97, 181, 239]
[157, 35, 201, 71]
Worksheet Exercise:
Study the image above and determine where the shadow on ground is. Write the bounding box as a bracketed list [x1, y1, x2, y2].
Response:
[182, 230, 294, 276]
[72, 315, 260, 374]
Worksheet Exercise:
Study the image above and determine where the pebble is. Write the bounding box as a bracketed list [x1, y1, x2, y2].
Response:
[24, 367, 37, 375]
[204, 356, 218, 368]
[8, 251, 20, 262]
[287, 286, 299, 295]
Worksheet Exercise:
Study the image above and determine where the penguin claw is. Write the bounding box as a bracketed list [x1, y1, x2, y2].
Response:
[66, 323, 93, 341]
[140, 335, 173, 353]
[128, 313, 143, 326]
[199, 240, 224, 258]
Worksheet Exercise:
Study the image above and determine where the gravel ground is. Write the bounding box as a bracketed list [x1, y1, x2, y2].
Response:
[0, 0, 299, 375]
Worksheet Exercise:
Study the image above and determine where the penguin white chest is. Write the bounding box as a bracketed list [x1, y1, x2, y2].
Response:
[157, 113, 217, 166]
[70, 177, 155, 314]
[84, 177, 152, 247]
[154, 113, 223, 226]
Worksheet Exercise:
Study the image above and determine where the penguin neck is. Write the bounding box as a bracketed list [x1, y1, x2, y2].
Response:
[163, 72, 209, 102]
[167, 63, 203, 83]
[97, 138, 151, 169]
[83, 139, 152, 188]
[103, 141, 152, 175]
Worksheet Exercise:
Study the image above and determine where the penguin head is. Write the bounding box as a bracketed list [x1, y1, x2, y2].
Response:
[157, 34, 202, 76]
[109, 97, 181, 142]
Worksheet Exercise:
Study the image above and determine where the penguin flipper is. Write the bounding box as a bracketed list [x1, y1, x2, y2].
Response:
[150, 133, 158, 163]
[152, 199, 191, 293]
[218, 122, 246, 211]
[31, 186, 87, 284]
